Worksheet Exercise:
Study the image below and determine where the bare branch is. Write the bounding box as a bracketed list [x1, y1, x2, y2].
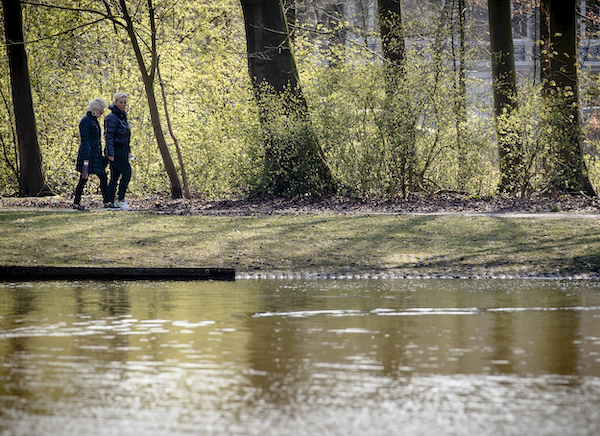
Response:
[102, 0, 121, 35]
[148, 0, 157, 81]
[22, 1, 121, 23]
[118, 0, 150, 79]
[7, 17, 112, 46]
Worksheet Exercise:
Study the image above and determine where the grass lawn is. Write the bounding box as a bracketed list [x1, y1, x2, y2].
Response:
[1, 208, 600, 278]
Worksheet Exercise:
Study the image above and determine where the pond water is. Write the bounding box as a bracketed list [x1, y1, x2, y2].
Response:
[0, 279, 599, 436]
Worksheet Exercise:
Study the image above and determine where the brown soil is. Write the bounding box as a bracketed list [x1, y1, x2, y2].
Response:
[3, 192, 600, 216]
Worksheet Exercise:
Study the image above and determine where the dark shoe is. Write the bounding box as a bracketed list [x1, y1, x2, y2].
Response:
[73, 204, 87, 211]
[104, 203, 120, 210]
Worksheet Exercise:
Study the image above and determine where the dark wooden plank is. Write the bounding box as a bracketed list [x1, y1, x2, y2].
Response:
[0, 266, 235, 281]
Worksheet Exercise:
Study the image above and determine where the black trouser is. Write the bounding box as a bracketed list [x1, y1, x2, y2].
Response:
[107, 158, 131, 203]
[74, 172, 108, 205]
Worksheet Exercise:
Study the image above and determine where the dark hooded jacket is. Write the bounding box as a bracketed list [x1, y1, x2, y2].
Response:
[76, 112, 105, 175]
[104, 104, 131, 160]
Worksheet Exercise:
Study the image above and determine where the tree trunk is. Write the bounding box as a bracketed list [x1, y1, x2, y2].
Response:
[540, 0, 552, 95]
[488, 0, 523, 195]
[240, 0, 335, 196]
[157, 62, 190, 199]
[454, 0, 468, 187]
[143, 76, 183, 199]
[323, 2, 345, 67]
[118, 0, 182, 199]
[377, 0, 417, 197]
[542, 0, 595, 196]
[2, 0, 50, 196]
[378, 0, 405, 77]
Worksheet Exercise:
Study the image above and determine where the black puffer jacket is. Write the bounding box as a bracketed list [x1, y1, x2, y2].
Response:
[76, 112, 105, 175]
[104, 104, 131, 160]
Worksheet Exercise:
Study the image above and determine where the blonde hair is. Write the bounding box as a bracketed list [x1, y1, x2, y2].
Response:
[112, 92, 128, 104]
[87, 97, 107, 113]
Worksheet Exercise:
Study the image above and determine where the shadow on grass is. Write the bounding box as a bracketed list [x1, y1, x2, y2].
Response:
[2, 210, 600, 276]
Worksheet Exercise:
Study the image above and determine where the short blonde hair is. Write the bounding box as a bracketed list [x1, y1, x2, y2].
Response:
[87, 97, 107, 113]
[112, 92, 128, 104]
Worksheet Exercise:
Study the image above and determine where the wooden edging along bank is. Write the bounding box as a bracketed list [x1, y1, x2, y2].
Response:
[0, 266, 236, 281]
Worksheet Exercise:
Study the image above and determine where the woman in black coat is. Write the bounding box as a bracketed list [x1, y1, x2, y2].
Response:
[73, 98, 110, 210]
[104, 92, 132, 211]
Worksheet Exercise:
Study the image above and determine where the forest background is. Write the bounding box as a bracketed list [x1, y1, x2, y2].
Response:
[2, 0, 600, 201]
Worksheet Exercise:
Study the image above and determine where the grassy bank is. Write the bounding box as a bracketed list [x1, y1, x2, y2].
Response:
[1, 209, 600, 278]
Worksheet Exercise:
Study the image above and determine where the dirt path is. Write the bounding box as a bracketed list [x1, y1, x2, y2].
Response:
[3, 193, 600, 217]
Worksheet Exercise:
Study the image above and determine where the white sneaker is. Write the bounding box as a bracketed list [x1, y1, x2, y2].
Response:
[116, 200, 132, 211]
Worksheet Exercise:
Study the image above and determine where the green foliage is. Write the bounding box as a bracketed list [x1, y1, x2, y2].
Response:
[0, 1, 597, 198]
[1, 0, 260, 199]
[537, 90, 593, 194]
[494, 79, 600, 196]
[248, 82, 334, 196]
[297, 12, 499, 197]
[494, 82, 545, 195]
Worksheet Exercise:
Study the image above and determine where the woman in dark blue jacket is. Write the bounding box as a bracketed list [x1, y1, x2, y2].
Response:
[73, 98, 110, 210]
[104, 92, 132, 211]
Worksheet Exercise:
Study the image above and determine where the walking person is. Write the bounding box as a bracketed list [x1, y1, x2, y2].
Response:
[73, 98, 111, 211]
[105, 92, 133, 211]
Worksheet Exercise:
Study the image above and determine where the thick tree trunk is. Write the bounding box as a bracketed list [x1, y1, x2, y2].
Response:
[118, 0, 182, 199]
[241, 0, 299, 93]
[489, 0, 518, 118]
[377, 0, 417, 197]
[2, 0, 50, 196]
[542, 0, 595, 196]
[378, 0, 405, 78]
[488, 0, 523, 195]
[240, 0, 335, 196]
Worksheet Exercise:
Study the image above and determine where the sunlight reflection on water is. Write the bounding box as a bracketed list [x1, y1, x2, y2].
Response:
[0, 279, 599, 435]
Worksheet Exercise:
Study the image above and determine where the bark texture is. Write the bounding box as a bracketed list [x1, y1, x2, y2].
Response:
[2, 0, 50, 196]
[377, 0, 417, 197]
[488, 0, 523, 195]
[541, 0, 595, 196]
[240, 0, 335, 196]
